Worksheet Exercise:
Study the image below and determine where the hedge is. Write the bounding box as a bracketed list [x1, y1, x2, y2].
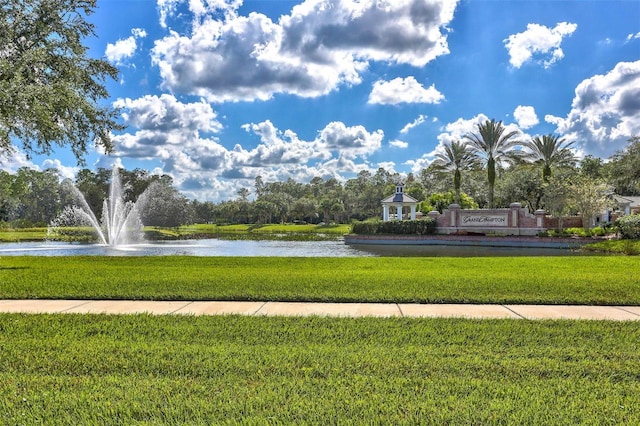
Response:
[351, 219, 436, 235]
[615, 215, 640, 239]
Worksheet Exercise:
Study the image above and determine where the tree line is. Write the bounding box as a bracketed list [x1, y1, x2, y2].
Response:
[0, 130, 638, 228]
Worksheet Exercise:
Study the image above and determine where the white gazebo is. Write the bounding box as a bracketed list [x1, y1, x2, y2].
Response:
[381, 183, 418, 221]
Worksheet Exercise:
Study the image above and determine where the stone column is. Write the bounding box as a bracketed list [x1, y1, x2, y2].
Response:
[383, 204, 389, 221]
[448, 204, 461, 227]
[410, 205, 416, 220]
[509, 203, 521, 228]
[397, 204, 403, 220]
[535, 209, 546, 228]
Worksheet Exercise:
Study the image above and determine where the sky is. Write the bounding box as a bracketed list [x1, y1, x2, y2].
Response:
[2, 0, 639, 202]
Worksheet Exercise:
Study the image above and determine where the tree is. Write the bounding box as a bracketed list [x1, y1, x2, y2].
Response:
[237, 187, 250, 202]
[464, 119, 522, 208]
[74, 168, 109, 218]
[580, 155, 604, 180]
[139, 181, 193, 227]
[319, 197, 336, 223]
[495, 164, 545, 211]
[541, 176, 573, 230]
[0, 0, 122, 161]
[432, 140, 477, 204]
[253, 200, 277, 224]
[0, 170, 18, 222]
[290, 197, 318, 223]
[330, 201, 345, 223]
[523, 134, 576, 182]
[423, 191, 477, 213]
[604, 136, 640, 195]
[569, 176, 612, 230]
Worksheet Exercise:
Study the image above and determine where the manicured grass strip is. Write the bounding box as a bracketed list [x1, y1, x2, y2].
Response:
[583, 239, 640, 255]
[0, 314, 638, 424]
[2, 256, 640, 305]
[0, 228, 48, 242]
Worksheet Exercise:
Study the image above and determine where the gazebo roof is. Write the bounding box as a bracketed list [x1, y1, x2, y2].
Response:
[381, 193, 418, 204]
[615, 195, 640, 207]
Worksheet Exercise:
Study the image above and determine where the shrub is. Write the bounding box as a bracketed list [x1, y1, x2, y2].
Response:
[564, 227, 588, 237]
[352, 219, 436, 235]
[615, 215, 640, 239]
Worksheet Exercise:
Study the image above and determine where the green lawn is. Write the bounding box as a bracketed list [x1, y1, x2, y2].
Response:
[0, 223, 352, 242]
[0, 228, 49, 242]
[2, 256, 640, 423]
[1, 314, 638, 424]
[2, 256, 640, 305]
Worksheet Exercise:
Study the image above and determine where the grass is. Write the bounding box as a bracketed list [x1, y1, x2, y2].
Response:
[0, 223, 352, 242]
[0, 227, 48, 242]
[1, 252, 639, 422]
[2, 256, 640, 305]
[1, 314, 638, 424]
[172, 223, 351, 240]
[583, 239, 640, 255]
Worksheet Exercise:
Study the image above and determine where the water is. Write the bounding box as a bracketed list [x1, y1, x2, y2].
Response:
[0, 239, 590, 257]
[48, 166, 147, 246]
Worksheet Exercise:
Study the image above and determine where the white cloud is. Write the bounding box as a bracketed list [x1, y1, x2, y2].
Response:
[400, 115, 428, 134]
[114, 94, 221, 133]
[316, 121, 384, 159]
[513, 105, 539, 129]
[105, 28, 147, 65]
[239, 120, 329, 166]
[108, 94, 385, 200]
[0, 147, 38, 173]
[377, 161, 397, 173]
[404, 156, 435, 174]
[436, 113, 493, 146]
[405, 113, 529, 174]
[504, 22, 577, 68]
[131, 28, 148, 38]
[151, 0, 458, 102]
[549, 60, 640, 157]
[389, 139, 409, 149]
[41, 159, 79, 180]
[157, 0, 178, 28]
[626, 32, 640, 42]
[368, 77, 444, 105]
[544, 114, 563, 126]
[110, 94, 226, 173]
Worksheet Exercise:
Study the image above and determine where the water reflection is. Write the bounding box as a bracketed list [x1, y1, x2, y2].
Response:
[0, 239, 591, 257]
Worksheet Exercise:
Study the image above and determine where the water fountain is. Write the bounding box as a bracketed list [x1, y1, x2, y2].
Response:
[49, 166, 148, 246]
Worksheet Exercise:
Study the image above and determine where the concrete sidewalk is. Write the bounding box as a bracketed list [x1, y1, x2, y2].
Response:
[1, 299, 640, 320]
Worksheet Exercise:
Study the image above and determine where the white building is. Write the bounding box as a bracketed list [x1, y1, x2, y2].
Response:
[381, 183, 418, 221]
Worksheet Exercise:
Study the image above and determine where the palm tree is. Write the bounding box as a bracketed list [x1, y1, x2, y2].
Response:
[524, 134, 576, 182]
[464, 119, 521, 208]
[432, 140, 477, 204]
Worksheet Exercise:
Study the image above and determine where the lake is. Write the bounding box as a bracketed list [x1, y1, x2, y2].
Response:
[0, 239, 591, 257]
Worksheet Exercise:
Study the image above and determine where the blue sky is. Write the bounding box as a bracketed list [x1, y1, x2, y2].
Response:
[3, 0, 639, 201]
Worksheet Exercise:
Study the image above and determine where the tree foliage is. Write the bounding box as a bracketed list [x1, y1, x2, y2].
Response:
[423, 191, 478, 213]
[432, 140, 477, 204]
[464, 119, 522, 208]
[523, 134, 576, 182]
[615, 214, 640, 239]
[604, 136, 640, 195]
[568, 176, 612, 230]
[0, 0, 122, 161]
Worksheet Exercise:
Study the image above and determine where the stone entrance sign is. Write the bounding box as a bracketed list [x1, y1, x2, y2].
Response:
[428, 203, 548, 236]
[460, 214, 508, 227]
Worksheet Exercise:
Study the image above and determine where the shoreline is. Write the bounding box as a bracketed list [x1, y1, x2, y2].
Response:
[344, 234, 597, 249]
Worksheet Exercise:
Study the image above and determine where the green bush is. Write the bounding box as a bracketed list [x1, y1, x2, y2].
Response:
[351, 219, 436, 235]
[547, 226, 607, 238]
[615, 215, 640, 239]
